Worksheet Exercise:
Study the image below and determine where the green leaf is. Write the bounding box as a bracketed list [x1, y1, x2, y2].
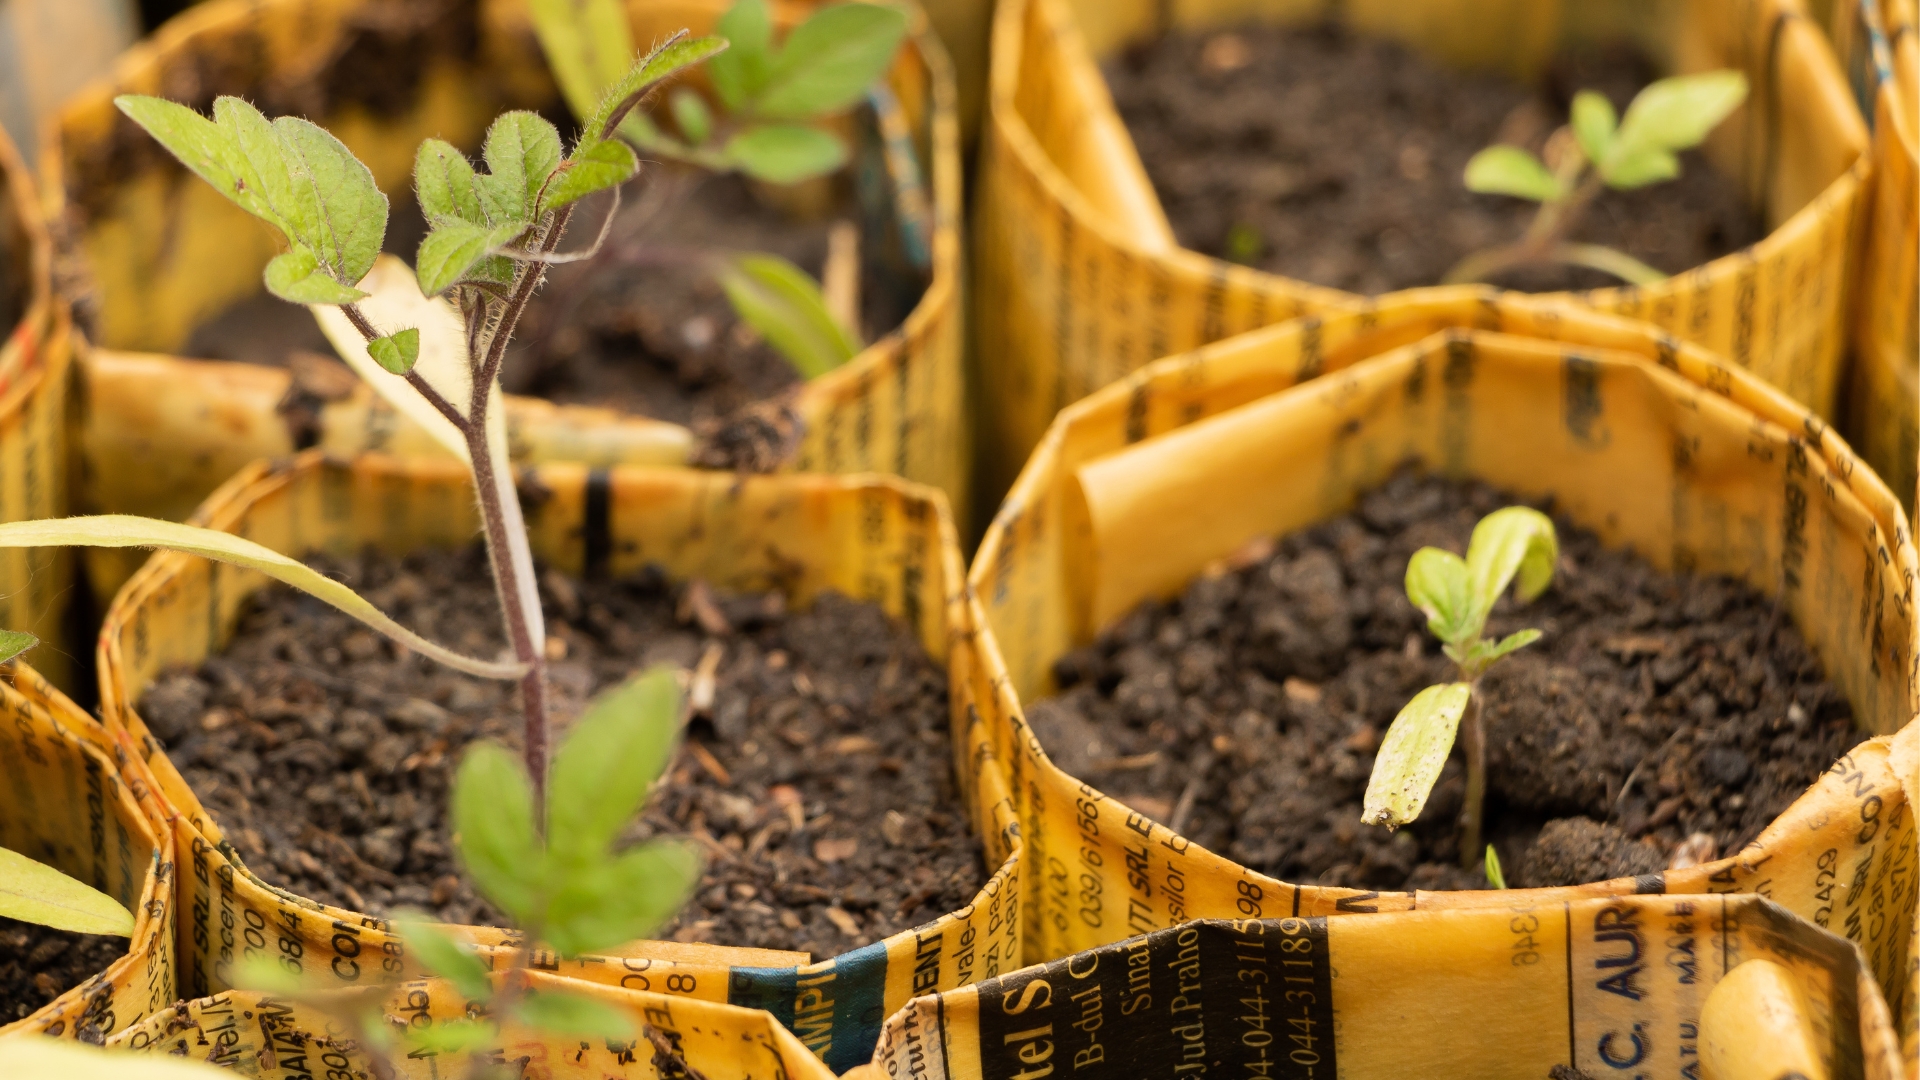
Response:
[715, 253, 862, 378]
[1361, 682, 1472, 830]
[587, 32, 732, 144]
[1405, 546, 1471, 645]
[1463, 145, 1563, 202]
[1569, 90, 1616, 167]
[0, 516, 525, 680]
[548, 668, 682, 864]
[542, 139, 640, 212]
[513, 990, 636, 1039]
[476, 111, 564, 224]
[451, 742, 544, 922]
[1459, 628, 1543, 673]
[115, 95, 281, 230]
[671, 88, 714, 144]
[395, 911, 493, 1002]
[1484, 844, 1507, 889]
[544, 841, 700, 957]
[264, 247, 367, 305]
[0, 631, 38, 665]
[367, 328, 421, 375]
[529, 0, 637, 122]
[1599, 144, 1682, 188]
[233, 954, 307, 996]
[415, 138, 485, 226]
[405, 1019, 499, 1055]
[0, 1034, 241, 1080]
[723, 123, 846, 183]
[273, 115, 388, 285]
[216, 97, 304, 236]
[753, 2, 907, 120]
[416, 222, 524, 297]
[0, 847, 134, 936]
[710, 0, 773, 109]
[1463, 506, 1558, 634]
[1614, 70, 1748, 155]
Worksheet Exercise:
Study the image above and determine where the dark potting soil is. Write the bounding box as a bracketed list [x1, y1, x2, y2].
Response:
[138, 546, 983, 960]
[1104, 26, 1764, 294]
[1028, 470, 1864, 892]
[0, 917, 125, 1024]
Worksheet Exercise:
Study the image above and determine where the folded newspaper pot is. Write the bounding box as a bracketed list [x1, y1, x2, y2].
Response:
[956, 289, 1919, 1041]
[0, 108, 74, 692]
[861, 894, 1909, 1080]
[1822, 0, 1917, 512]
[972, 0, 1873, 502]
[95, 451, 1022, 1071]
[42, 0, 968, 605]
[0, 660, 176, 1044]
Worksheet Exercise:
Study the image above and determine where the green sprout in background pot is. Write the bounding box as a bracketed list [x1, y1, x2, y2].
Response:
[1446, 70, 1748, 286]
[1361, 507, 1559, 876]
[531, 0, 908, 378]
[0, 34, 716, 1066]
[0, 632, 139, 944]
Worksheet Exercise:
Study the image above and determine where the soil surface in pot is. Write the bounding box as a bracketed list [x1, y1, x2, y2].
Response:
[1028, 470, 1863, 892]
[0, 917, 125, 1024]
[139, 545, 982, 959]
[1103, 26, 1763, 294]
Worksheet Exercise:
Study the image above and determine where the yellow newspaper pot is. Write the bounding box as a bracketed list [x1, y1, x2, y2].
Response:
[0, 115, 76, 693]
[44, 0, 967, 595]
[96, 450, 1021, 1072]
[958, 289, 1920, 1020]
[1824, 0, 1918, 512]
[860, 894, 1909, 1080]
[0, 660, 176, 1044]
[105, 971, 845, 1079]
[973, 0, 1872, 507]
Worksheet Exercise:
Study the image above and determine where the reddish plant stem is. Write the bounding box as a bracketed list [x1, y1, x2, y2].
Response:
[1457, 687, 1486, 869]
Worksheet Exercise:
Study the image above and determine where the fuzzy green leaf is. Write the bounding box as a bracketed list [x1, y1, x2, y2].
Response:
[115, 95, 281, 229]
[588, 32, 732, 144]
[395, 912, 492, 1002]
[1463, 145, 1563, 202]
[477, 112, 564, 224]
[217, 97, 304, 235]
[514, 990, 636, 1039]
[1464, 506, 1558, 632]
[1600, 144, 1682, 188]
[1361, 682, 1472, 830]
[1615, 70, 1748, 155]
[724, 123, 846, 182]
[1405, 546, 1471, 645]
[416, 223, 524, 296]
[709, 0, 773, 109]
[367, 328, 421, 375]
[543, 841, 701, 957]
[715, 253, 861, 377]
[0, 516, 524, 679]
[451, 742, 544, 923]
[0, 847, 134, 936]
[415, 139, 486, 226]
[752, 2, 906, 120]
[542, 139, 640, 212]
[273, 115, 388, 286]
[264, 247, 367, 305]
[548, 667, 683, 863]
[529, 0, 637, 121]
[1570, 90, 1616, 167]
[0, 631, 38, 665]
[671, 88, 715, 144]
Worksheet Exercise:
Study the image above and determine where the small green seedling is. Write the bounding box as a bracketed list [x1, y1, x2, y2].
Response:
[0, 33, 714, 1066]
[532, 0, 906, 377]
[1361, 506, 1558, 868]
[1446, 70, 1748, 286]
[1484, 844, 1507, 890]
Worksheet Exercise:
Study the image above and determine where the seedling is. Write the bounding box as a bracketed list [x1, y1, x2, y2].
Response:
[531, 0, 907, 377]
[0, 34, 716, 1058]
[1361, 507, 1558, 868]
[1445, 70, 1748, 286]
[1483, 844, 1507, 890]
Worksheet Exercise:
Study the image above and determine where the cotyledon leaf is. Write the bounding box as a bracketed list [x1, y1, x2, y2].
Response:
[0, 516, 525, 680]
[0, 846, 135, 936]
[0, 630, 37, 664]
[1362, 682, 1473, 829]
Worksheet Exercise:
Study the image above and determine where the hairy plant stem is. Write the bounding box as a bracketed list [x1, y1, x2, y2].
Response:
[1458, 686, 1485, 870]
[1442, 170, 1663, 286]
